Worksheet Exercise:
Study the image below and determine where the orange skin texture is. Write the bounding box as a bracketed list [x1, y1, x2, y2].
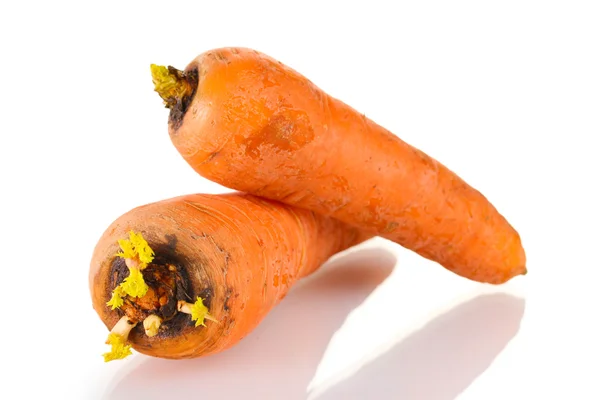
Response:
[89, 193, 368, 359]
[169, 47, 526, 284]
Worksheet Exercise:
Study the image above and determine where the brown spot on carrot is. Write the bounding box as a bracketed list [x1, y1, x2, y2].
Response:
[214, 52, 228, 63]
[201, 151, 219, 165]
[224, 287, 232, 312]
[245, 109, 314, 159]
[383, 221, 399, 233]
[198, 287, 213, 309]
[165, 234, 178, 252]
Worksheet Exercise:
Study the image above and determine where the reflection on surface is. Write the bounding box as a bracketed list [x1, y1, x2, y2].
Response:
[105, 247, 397, 400]
[314, 293, 525, 400]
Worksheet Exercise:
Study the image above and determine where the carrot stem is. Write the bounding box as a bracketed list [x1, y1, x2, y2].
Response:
[150, 64, 195, 109]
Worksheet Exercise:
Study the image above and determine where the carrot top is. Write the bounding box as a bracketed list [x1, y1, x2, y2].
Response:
[102, 232, 218, 362]
[150, 64, 195, 109]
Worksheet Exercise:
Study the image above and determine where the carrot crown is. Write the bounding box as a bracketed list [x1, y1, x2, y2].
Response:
[102, 231, 217, 362]
[150, 64, 195, 109]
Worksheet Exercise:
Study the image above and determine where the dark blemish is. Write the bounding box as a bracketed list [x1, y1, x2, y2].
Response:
[214, 242, 225, 254]
[168, 67, 199, 131]
[155, 312, 196, 335]
[165, 234, 177, 253]
[214, 52, 228, 62]
[223, 252, 230, 278]
[159, 293, 178, 320]
[224, 287, 233, 312]
[200, 151, 219, 165]
[198, 287, 213, 309]
[109, 258, 129, 291]
[175, 274, 192, 301]
[383, 221, 399, 234]
[231, 48, 239, 54]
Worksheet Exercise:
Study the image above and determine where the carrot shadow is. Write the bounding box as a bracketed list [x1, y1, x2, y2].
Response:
[312, 292, 526, 400]
[104, 247, 397, 400]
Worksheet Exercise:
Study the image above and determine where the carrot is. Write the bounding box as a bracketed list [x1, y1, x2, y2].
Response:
[150, 47, 526, 284]
[89, 192, 369, 361]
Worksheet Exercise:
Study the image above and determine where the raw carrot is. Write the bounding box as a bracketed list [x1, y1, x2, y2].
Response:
[150, 47, 526, 284]
[89, 192, 369, 360]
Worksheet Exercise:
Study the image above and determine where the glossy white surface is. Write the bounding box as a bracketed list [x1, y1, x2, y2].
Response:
[1, 1, 598, 399]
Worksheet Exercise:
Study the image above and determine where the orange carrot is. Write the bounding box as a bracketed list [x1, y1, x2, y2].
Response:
[150, 47, 526, 284]
[89, 192, 369, 360]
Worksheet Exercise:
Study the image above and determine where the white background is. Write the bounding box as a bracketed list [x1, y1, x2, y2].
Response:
[1, 1, 599, 399]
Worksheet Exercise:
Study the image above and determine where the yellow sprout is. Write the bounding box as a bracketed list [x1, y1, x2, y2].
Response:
[190, 297, 216, 327]
[116, 231, 155, 268]
[150, 64, 191, 107]
[103, 333, 132, 362]
[129, 231, 155, 265]
[119, 268, 149, 298]
[116, 238, 136, 260]
[106, 286, 125, 310]
[110, 231, 153, 305]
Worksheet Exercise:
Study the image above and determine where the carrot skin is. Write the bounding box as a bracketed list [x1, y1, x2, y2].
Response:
[166, 47, 526, 284]
[89, 192, 368, 359]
